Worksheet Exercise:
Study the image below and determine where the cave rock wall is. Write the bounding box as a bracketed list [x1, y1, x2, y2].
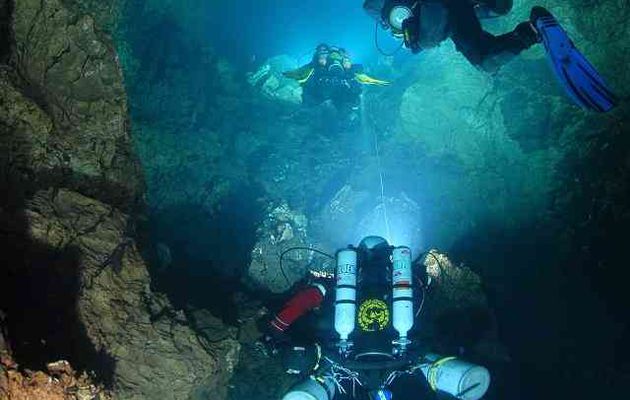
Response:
[0, 0, 239, 399]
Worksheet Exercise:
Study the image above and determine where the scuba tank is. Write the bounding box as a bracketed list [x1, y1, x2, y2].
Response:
[392, 247, 414, 352]
[334, 238, 417, 355]
[420, 354, 491, 400]
[282, 376, 336, 400]
[334, 248, 358, 353]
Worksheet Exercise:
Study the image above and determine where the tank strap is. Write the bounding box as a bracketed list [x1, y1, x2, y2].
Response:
[427, 356, 457, 391]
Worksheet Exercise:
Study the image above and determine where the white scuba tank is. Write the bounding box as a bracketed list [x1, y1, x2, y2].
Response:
[392, 246, 414, 349]
[334, 248, 357, 346]
[282, 376, 336, 400]
[420, 354, 491, 400]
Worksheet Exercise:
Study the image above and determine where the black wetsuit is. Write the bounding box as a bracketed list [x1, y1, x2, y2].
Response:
[303, 65, 362, 111]
[365, 0, 537, 71]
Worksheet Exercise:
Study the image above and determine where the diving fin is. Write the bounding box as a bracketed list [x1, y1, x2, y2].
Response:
[532, 6, 618, 112]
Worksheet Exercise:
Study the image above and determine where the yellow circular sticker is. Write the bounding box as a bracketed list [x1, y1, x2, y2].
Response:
[358, 299, 390, 332]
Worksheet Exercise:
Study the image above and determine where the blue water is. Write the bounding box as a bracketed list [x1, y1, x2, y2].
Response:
[205, 0, 401, 66]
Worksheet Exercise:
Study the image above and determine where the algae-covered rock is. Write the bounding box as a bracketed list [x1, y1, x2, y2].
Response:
[420, 251, 508, 361]
[0, 70, 55, 173]
[10, 0, 141, 207]
[23, 189, 240, 399]
[309, 184, 424, 252]
[1, 1, 241, 398]
[0, 311, 9, 361]
[247, 202, 311, 293]
[1, 357, 112, 400]
[247, 55, 302, 104]
[60, 0, 121, 32]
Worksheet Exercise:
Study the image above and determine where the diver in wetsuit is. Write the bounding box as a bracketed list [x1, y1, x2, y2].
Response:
[259, 236, 491, 400]
[283, 45, 389, 127]
[365, 0, 538, 71]
[363, 1, 617, 112]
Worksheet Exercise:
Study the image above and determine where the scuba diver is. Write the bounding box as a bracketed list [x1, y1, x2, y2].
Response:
[283, 44, 390, 128]
[259, 236, 491, 400]
[364, 1, 617, 112]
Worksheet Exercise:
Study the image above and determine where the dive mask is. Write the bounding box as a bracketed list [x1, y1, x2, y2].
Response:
[327, 51, 345, 73]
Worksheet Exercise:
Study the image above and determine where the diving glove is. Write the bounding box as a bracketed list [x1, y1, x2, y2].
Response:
[402, 17, 422, 54]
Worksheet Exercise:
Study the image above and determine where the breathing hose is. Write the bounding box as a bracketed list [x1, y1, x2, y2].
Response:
[279, 246, 335, 286]
[374, 22, 404, 57]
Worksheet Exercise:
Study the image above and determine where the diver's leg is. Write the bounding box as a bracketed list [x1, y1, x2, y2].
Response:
[448, 1, 538, 72]
[333, 96, 361, 131]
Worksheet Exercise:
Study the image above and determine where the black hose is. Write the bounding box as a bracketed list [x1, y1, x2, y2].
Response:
[374, 21, 404, 57]
[279, 246, 335, 286]
[325, 351, 421, 371]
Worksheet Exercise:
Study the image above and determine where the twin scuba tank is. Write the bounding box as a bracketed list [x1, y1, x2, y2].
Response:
[282, 237, 492, 400]
[333, 236, 414, 355]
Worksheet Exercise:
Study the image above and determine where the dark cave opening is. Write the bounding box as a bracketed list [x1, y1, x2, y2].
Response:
[0, 0, 12, 63]
[449, 218, 627, 399]
[144, 183, 266, 325]
[0, 209, 116, 388]
[0, 66, 117, 386]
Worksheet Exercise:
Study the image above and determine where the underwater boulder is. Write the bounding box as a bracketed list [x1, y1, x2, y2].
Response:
[247, 202, 311, 293]
[8, 0, 142, 207]
[1, 357, 113, 399]
[310, 184, 372, 248]
[21, 189, 239, 399]
[1, 0, 240, 398]
[399, 44, 504, 164]
[0, 311, 9, 363]
[310, 184, 423, 252]
[420, 251, 508, 361]
[247, 55, 302, 104]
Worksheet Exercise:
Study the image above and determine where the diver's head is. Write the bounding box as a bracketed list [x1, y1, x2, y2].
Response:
[342, 57, 352, 70]
[316, 43, 329, 53]
[357, 236, 391, 286]
[327, 49, 345, 73]
[359, 236, 389, 251]
[316, 53, 328, 67]
[314, 44, 330, 66]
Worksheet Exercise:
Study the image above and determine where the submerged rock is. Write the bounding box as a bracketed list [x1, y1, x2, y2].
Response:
[310, 184, 424, 252]
[0, 322, 112, 400]
[1, 352, 112, 400]
[5, 0, 141, 208]
[247, 55, 302, 104]
[420, 251, 508, 361]
[21, 189, 239, 399]
[247, 202, 310, 292]
[1, 0, 239, 398]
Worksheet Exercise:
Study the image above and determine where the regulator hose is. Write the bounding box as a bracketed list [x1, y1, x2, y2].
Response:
[374, 21, 404, 57]
[279, 246, 335, 286]
[326, 356, 414, 371]
[325, 350, 424, 371]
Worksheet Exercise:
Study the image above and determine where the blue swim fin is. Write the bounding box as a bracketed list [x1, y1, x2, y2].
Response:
[532, 7, 618, 112]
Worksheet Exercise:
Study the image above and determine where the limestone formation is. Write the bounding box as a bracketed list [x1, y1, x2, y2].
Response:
[1, 1, 239, 399]
[247, 202, 311, 293]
